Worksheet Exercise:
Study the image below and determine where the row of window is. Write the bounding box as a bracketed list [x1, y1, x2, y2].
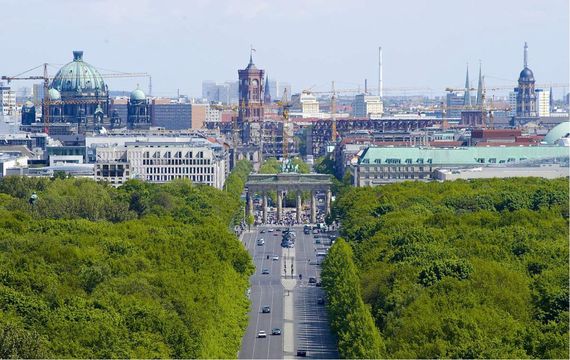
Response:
[144, 166, 215, 175]
[363, 173, 429, 180]
[363, 166, 431, 172]
[142, 159, 211, 165]
[145, 175, 213, 183]
[143, 151, 205, 159]
[475, 157, 525, 164]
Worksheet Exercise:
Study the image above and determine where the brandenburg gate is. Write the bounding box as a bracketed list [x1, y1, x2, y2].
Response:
[245, 173, 333, 224]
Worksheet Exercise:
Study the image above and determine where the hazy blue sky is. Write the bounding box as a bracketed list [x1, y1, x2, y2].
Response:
[1, 0, 568, 98]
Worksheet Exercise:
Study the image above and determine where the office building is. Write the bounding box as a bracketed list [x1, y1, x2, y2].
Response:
[0, 82, 16, 116]
[93, 136, 228, 188]
[536, 88, 551, 117]
[151, 99, 191, 129]
[446, 92, 464, 118]
[352, 94, 383, 119]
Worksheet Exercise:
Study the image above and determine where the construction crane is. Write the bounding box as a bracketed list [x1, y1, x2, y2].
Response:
[2, 64, 149, 134]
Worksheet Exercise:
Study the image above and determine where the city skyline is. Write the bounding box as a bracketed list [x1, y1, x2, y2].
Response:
[1, 0, 568, 98]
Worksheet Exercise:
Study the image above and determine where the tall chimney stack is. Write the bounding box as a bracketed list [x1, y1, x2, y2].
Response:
[378, 46, 383, 98]
[364, 79, 368, 94]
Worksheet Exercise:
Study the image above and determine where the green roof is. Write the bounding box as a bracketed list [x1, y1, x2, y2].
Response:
[50, 51, 106, 94]
[543, 122, 570, 144]
[359, 146, 569, 166]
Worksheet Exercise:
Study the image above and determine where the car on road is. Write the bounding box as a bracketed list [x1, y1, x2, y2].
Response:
[257, 330, 267, 338]
[271, 328, 282, 335]
[297, 349, 307, 357]
[272, 255, 279, 261]
[268, 228, 274, 232]
[261, 269, 270, 275]
[257, 239, 265, 246]
[315, 238, 321, 244]
[260, 230, 266, 233]
[262, 306, 271, 313]
[309, 277, 317, 284]
[317, 297, 325, 305]
[316, 281, 322, 287]
[273, 233, 279, 236]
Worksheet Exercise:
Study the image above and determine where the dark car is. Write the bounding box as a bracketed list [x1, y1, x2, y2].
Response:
[260, 230, 266, 233]
[262, 306, 271, 313]
[271, 328, 282, 335]
[316, 281, 322, 287]
[317, 297, 325, 305]
[297, 349, 307, 357]
[309, 277, 317, 284]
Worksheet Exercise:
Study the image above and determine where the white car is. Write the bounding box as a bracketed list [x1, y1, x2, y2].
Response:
[272, 255, 279, 261]
[257, 330, 267, 338]
[257, 239, 265, 246]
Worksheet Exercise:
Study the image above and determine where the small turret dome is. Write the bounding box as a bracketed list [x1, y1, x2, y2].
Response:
[130, 87, 146, 101]
[23, 100, 35, 108]
[48, 88, 61, 100]
[519, 67, 535, 82]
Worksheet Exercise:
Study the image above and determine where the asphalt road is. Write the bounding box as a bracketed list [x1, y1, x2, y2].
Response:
[239, 225, 338, 359]
[293, 227, 339, 359]
[239, 228, 285, 359]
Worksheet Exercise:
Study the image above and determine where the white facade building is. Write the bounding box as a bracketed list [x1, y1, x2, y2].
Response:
[205, 105, 222, 124]
[0, 82, 16, 116]
[535, 89, 551, 117]
[92, 137, 228, 188]
[291, 92, 320, 118]
[352, 94, 384, 119]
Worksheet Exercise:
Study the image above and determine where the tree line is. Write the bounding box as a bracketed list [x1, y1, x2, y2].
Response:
[323, 177, 569, 358]
[0, 164, 254, 358]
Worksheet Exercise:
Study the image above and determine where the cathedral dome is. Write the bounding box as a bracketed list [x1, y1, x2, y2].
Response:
[50, 51, 106, 96]
[48, 88, 61, 100]
[519, 67, 535, 82]
[130, 87, 146, 101]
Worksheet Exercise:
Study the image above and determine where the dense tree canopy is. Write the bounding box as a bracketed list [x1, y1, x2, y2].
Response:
[324, 178, 569, 358]
[0, 171, 254, 358]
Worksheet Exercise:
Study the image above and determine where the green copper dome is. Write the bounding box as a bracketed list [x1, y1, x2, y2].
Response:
[48, 88, 61, 100]
[130, 87, 146, 101]
[543, 122, 570, 145]
[50, 51, 106, 95]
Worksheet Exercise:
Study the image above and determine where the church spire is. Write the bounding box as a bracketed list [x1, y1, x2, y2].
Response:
[524, 41, 528, 68]
[464, 64, 472, 107]
[476, 61, 484, 106]
[264, 74, 271, 103]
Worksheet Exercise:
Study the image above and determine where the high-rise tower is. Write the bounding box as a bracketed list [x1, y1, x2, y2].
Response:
[238, 51, 265, 126]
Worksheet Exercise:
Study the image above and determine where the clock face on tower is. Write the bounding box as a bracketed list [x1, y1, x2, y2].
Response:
[251, 79, 259, 87]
